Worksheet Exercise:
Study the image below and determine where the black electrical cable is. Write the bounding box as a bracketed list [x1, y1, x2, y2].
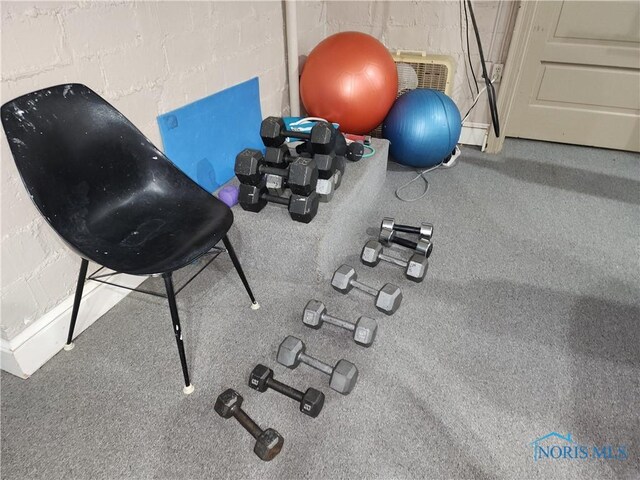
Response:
[466, 0, 500, 137]
[463, 0, 479, 95]
[458, 1, 476, 98]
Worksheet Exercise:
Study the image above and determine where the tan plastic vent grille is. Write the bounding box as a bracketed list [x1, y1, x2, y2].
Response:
[400, 62, 449, 94]
[370, 51, 455, 138]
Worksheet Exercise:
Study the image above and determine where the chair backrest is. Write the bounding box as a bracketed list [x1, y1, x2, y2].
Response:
[1, 84, 220, 266]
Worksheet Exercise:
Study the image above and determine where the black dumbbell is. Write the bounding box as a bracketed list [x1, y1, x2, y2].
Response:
[297, 130, 363, 163]
[235, 148, 318, 196]
[306, 151, 336, 180]
[261, 117, 336, 154]
[263, 172, 334, 203]
[379, 229, 433, 258]
[265, 158, 342, 202]
[381, 217, 434, 240]
[264, 145, 293, 167]
[249, 364, 325, 418]
[265, 145, 337, 182]
[214, 388, 284, 462]
[263, 169, 335, 201]
[335, 131, 364, 162]
[239, 183, 319, 223]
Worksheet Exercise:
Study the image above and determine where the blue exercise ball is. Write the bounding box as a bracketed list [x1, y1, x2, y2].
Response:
[382, 89, 461, 168]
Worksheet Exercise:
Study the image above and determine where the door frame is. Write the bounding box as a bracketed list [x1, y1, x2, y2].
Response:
[486, 1, 539, 154]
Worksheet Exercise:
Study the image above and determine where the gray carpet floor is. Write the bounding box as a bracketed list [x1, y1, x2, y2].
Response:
[2, 139, 639, 479]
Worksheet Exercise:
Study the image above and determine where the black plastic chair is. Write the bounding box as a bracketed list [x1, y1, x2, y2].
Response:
[1, 84, 259, 394]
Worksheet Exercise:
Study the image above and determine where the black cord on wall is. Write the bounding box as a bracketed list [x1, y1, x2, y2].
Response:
[466, 0, 500, 137]
[458, 0, 476, 98]
[463, 0, 479, 95]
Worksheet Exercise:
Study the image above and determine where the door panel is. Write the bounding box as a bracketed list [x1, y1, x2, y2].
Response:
[537, 64, 640, 111]
[507, 1, 640, 151]
[555, 2, 640, 43]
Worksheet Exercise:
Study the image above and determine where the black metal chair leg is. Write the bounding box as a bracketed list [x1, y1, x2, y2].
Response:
[163, 273, 194, 395]
[222, 235, 260, 310]
[64, 258, 89, 351]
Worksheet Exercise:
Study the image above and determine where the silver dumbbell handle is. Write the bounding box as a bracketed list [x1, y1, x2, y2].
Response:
[350, 279, 378, 297]
[321, 312, 355, 332]
[299, 352, 333, 376]
[378, 252, 408, 268]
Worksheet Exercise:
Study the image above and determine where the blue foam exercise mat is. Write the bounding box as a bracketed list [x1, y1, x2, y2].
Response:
[157, 77, 263, 193]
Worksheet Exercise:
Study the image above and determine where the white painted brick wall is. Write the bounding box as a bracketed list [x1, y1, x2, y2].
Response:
[324, 1, 514, 126]
[296, 1, 327, 56]
[1, 1, 289, 341]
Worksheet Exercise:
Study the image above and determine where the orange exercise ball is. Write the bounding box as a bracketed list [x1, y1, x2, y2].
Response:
[300, 32, 398, 135]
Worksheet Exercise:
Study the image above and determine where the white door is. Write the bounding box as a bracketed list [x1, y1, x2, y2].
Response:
[505, 1, 640, 152]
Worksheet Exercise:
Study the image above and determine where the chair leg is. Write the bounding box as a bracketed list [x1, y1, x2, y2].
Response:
[222, 235, 260, 310]
[163, 273, 194, 395]
[64, 259, 89, 351]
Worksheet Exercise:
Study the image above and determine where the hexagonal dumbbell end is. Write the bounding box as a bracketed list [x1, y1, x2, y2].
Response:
[361, 240, 383, 266]
[406, 254, 428, 282]
[289, 192, 319, 224]
[309, 121, 336, 153]
[288, 157, 318, 196]
[254, 428, 284, 462]
[376, 284, 403, 315]
[330, 359, 359, 395]
[277, 336, 304, 368]
[301, 388, 325, 417]
[302, 300, 325, 329]
[234, 148, 263, 185]
[238, 184, 269, 213]
[264, 145, 290, 166]
[313, 152, 336, 179]
[214, 388, 242, 418]
[354, 316, 378, 346]
[331, 265, 356, 293]
[248, 364, 272, 392]
[315, 177, 334, 202]
[260, 117, 286, 147]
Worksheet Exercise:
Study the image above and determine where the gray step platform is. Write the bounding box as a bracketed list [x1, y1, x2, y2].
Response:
[227, 139, 389, 284]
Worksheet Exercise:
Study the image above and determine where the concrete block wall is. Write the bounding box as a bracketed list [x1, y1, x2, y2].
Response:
[323, 0, 515, 126]
[296, 1, 327, 60]
[1, 1, 289, 342]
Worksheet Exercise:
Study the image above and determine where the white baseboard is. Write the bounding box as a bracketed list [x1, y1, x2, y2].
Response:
[0, 271, 147, 379]
[460, 122, 489, 150]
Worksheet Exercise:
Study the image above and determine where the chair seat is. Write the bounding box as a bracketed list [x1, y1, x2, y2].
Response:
[80, 193, 233, 275]
[1, 83, 235, 276]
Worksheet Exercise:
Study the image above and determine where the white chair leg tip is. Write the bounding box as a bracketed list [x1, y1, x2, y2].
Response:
[183, 384, 195, 395]
[251, 302, 260, 310]
[63, 342, 75, 351]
